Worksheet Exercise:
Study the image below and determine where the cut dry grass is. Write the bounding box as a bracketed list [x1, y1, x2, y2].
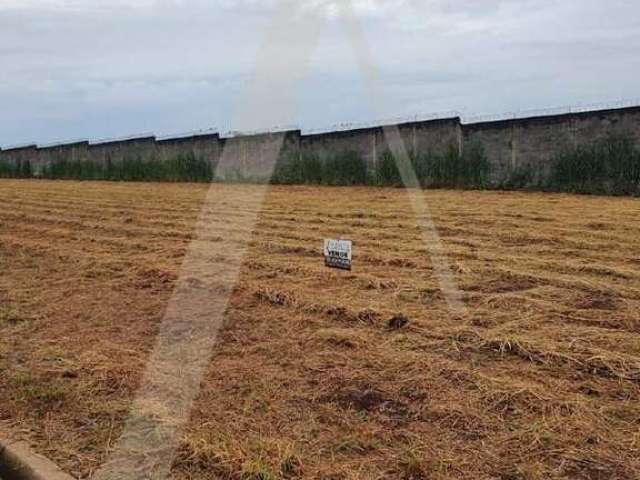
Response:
[0, 180, 639, 479]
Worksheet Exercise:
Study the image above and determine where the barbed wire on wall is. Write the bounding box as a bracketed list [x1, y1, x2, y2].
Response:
[302, 110, 460, 135]
[2, 143, 37, 151]
[462, 98, 640, 124]
[221, 124, 301, 139]
[38, 138, 89, 149]
[90, 132, 157, 146]
[156, 127, 219, 142]
[3, 98, 640, 151]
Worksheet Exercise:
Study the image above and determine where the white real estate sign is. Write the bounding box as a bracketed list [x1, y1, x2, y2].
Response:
[324, 239, 352, 270]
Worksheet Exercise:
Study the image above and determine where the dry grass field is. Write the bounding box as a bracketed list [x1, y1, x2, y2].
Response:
[1, 179, 640, 480]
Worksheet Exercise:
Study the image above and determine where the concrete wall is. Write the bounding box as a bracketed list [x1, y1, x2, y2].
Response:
[36, 142, 89, 174]
[398, 117, 462, 155]
[462, 106, 640, 182]
[156, 133, 221, 171]
[1, 105, 639, 183]
[87, 136, 156, 166]
[301, 126, 382, 172]
[218, 130, 301, 180]
[0, 145, 38, 175]
[572, 107, 640, 143]
[299, 117, 461, 173]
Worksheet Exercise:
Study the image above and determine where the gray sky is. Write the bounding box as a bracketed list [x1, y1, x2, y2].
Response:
[1, 0, 639, 147]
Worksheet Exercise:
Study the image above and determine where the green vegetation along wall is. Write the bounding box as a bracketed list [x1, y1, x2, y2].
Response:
[1, 105, 640, 194]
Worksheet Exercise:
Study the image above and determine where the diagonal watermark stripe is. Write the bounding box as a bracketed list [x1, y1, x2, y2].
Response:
[92, 2, 325, 479]
[93, 1, 466, 478]
[338, 0, 466, 316]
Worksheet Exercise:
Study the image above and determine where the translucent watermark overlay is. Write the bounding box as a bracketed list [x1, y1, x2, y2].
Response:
[338, 0, 466, 316]
[93, 1, 465, 478]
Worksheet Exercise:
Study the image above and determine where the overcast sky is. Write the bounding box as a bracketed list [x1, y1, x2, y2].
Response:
[1, 0, 639, 147]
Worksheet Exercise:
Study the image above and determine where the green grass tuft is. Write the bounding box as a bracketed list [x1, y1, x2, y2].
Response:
[548, 133, 640, 195]
[39, 152, 213, 182]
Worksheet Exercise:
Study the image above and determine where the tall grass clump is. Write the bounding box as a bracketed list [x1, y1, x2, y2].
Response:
[272, 152, 323, 184]
[375, 150, 403, 186]
[42, 153, 213, 182]
[43, 158, 104, 180]
[156, 153, 213, 182]
[375, 149, 432, 186]
[0, 160, 13, 177]
[322, 150, 368, 185]
[548, 133, 640, 195]
[0, 159, 32, 178]
[499, 164, 539, 191]
[377, 142, 491, 188]
[105, 153, 212, 182]
[272, 150, 368, 185]
[433, 141, 490, 188]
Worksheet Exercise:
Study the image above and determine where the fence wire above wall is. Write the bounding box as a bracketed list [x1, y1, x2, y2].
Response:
[2, 98, 640, 151]
[156, 128, 219, 141]
[302, 110, 460, 135]
[38, 139, 89, 149]
[2, 143, 37, 151]
[463, 99, 640, 124]
[90, 132, 157, 146]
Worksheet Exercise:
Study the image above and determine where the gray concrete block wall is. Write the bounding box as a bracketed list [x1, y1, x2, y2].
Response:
[3, 145, 38, 165]
[157, 133, 222, 171]
[217, 130, 301, 180]
[464, 116, 575, 183]
[463, 116, 570, 181]
[397, 117, 461, 156]
[299, 118, 461, 176]
[571, 107, 640, 144]
[301, 126, 381, 172]
[0, 145, 38, 175]
[462, 122, 514, 182]
[1, 105, 640, 184]
[36, 142, 89, 174]
[462, 106, 640, 183]
[512, 117, 573, 179]
[88, 137, 157, 166]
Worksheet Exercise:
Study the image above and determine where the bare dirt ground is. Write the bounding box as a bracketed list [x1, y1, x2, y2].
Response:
[1, 179, 639, 480]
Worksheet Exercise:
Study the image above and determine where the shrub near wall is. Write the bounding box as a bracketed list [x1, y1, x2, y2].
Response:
[0, 159, 32, 178]
[548, 133, 640, 195]
[41, 153, 213, 182]
[272, 151, 368, 186]
[273, 144, 490, 188]
[498, 165, 538, 191]
[374, 149, 432, 186]
[375, 150, 403, 186]
[323, 151, 368, 185]
[376, 141, 491, 188]
[5, 134, 640, 196]
[44, 158, 103, 180]
[426, 141, 490, 188]
[272, 152, 323, 184]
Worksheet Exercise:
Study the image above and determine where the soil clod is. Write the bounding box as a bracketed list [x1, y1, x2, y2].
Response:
[388, 314, 410, 330]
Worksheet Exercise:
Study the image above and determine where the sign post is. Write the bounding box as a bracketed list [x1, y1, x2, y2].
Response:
[324, 239, 352, 271]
